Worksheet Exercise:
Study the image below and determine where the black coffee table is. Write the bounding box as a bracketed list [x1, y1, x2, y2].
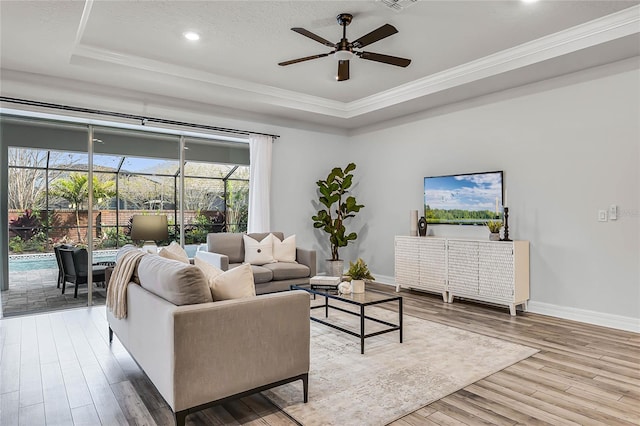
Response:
[292, 284, 403, 354]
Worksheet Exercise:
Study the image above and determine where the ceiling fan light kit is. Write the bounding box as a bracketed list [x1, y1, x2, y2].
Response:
[279, 13, 411, 81]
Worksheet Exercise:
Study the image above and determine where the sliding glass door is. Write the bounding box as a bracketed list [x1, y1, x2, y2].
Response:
[1, 114, 249, 317]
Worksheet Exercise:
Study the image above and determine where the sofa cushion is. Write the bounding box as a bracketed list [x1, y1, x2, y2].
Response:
[207, 233, 244, 264]
[230, 263, 273, 284]
[194, 257, 223, 284]
[273, 234, 296, 263]
[243, 234, 275, 265]
[201, 263, 256, 301]
[262, 262, 311, 281]
[137, 255, 213, 305]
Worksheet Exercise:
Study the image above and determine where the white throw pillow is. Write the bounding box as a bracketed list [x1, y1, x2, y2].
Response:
[204, 263, 256, 301]
[243, 234, 275, 265]
[159, 247, 188, 264]
[273, 234, 296, 263]
[161, 241, 190, 264]
[194, 257, 223, 287]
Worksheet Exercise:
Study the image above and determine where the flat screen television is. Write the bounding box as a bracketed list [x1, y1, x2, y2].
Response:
[424, 171, 503, 224]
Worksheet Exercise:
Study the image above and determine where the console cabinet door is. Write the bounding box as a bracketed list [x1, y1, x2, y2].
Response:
[419, 238, 447, 293]
[395, 237, 420, 289]
[447, 240, 479, 296]
[478, 242, 514, 302]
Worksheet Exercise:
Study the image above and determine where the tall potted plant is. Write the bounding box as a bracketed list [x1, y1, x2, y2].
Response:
[312, 163, 364, 276]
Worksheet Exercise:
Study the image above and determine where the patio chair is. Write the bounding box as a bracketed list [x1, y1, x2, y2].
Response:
[53, 244, 72, 289]
[59, 248, 107, 298]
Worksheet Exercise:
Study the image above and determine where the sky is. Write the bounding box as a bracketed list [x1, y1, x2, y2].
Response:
[424, 171, 503, 212]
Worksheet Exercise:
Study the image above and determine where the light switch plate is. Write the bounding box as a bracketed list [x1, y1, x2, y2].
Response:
[609, 204, 617, 220]
[598, 210, 608, 222]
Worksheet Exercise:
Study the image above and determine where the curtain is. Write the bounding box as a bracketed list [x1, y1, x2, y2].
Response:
[247, 134, 273, 233]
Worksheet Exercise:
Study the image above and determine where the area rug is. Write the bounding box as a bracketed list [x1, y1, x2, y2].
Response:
[263, 304, 538, 426]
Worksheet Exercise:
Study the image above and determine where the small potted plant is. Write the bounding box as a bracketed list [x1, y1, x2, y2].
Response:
[486, 220, 503, 241]
[346, 258, 375, 294]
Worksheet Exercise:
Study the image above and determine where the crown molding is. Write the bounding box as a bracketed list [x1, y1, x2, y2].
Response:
[346, 5, 640, 117]
[70, 5, 639, 120]
[71, 44, 348, 116]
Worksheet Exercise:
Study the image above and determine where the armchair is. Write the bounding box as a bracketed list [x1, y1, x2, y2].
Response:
[59, 247, 108, 298]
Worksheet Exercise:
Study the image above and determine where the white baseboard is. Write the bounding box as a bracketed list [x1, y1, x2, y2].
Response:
[371, 274, 639, 333]
[527, 301, 640, 333]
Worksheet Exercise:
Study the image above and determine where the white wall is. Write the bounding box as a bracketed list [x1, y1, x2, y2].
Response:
[348, 60, 640, 327]
[270, 127, 348, 261]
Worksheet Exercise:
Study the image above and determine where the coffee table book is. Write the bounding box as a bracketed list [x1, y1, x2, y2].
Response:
[309, 275, 341, 290]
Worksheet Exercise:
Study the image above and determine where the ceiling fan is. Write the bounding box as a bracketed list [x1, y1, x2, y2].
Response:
[278, 13, 411, 81]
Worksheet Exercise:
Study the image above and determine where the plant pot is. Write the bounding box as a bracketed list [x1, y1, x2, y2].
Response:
[351, 279, 365, 293]
[326, 259, 344, 278]
[489, 233, 500, 241]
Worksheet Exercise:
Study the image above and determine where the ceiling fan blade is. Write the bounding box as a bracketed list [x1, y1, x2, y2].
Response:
[291, 28, 335, 47]
[337, 60, 349, 81]
[278, 53, 331, 66]
[357, 51, 411, 67]
[352, 24, 398, 48]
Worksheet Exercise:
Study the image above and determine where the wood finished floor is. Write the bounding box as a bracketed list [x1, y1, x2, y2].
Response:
[1, 283, 638, 426]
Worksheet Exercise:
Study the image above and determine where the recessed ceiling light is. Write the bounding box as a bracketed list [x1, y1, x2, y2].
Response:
[183, 31, 200, 41]
[522, 0, 539, 3]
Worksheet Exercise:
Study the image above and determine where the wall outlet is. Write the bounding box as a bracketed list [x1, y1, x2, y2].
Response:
[598, 210, 608, 222]
[609, 204, 617, 220]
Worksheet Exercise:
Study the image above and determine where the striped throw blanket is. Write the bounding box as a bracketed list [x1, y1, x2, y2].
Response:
[106, 249, 146, 319]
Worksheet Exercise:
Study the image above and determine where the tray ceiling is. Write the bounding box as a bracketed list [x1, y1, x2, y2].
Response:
[1, 1, 639, 130]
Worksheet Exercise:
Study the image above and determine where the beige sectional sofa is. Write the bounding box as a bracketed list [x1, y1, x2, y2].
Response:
[107, 250, 310, 426]
[202, 232, 316, 294]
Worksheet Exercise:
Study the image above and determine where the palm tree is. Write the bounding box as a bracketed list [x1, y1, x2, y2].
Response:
[50, 173, 116, 242]
[226, 182, 248, 233]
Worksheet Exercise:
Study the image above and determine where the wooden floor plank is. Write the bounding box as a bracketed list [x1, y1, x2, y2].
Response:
[41, 362, 73, 426]
[19, 316, 43, 408]
[70, 403, 101, 426]
[87, 384, 129, 425]
[35, 315, 58, 366]
[466, 383, 581, 425]
[507, 363, 623, 401]
[241, 394, 297, 426]
[439, 393, 516, 426]
[426, 410, 472, 425]
[18, 402, 46, 426]
[0, 342, 21, 394]
[427, 399, 497, 425]
[111, 380, 158, 426]
[51, 313, 95, 410]
[532, 387, 640, 425]
[474, 380, 608, 426]
[0, 390, 20, 426]
[392, 412, 441, 426]
[434, 388, 550, 426]
[148, 405, 176, 426]
[193, 406, 241, 425]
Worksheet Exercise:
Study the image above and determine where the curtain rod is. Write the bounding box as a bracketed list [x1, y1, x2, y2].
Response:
[0, 97, 280, 139]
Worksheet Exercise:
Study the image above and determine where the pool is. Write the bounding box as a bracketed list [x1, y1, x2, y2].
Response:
[9, 250, 118, 272]
[8, 245, 202, 272]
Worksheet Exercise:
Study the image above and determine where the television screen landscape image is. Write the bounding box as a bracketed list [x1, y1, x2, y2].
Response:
[424, 171, 503, 224]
